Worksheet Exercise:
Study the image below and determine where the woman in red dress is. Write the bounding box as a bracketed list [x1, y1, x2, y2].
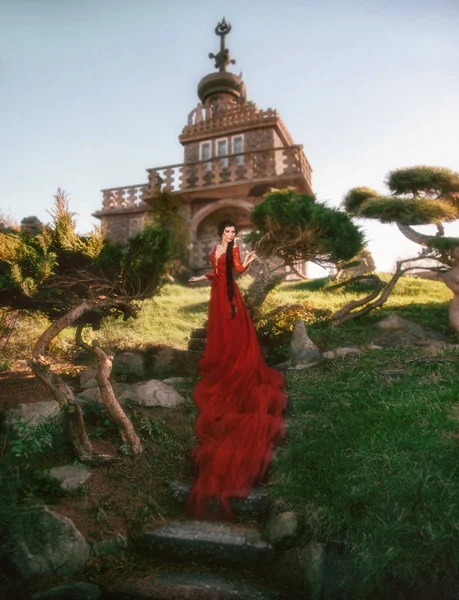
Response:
[187, 220, 287, 519]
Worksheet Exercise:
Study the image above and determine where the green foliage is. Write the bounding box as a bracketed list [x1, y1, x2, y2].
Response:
[6, 417, 67, 459]
[255, 302, 331, 361]
[117, 226, 170, 297]
[344, 166, 459, 273]
[145, 190, 189, 275]
[0, 191, 171, 319]
[386, 165, 459, 201]
[343, 186, 379, 214]
[355, 196, 457, 225]
[345, 166, 459, 231]
[248, 188, 365, 266]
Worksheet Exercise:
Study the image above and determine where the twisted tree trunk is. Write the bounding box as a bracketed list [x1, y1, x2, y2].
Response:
[93, 343, 143, 455]
[331, 257, 434, 326]
[75, 322, 143, 455]
[28, 301, 115, 464]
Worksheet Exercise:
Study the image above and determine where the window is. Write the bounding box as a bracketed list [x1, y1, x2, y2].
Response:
[200, 141, 212, 171]
[216, 138, 228, 168]
[232, 135, 244, 165]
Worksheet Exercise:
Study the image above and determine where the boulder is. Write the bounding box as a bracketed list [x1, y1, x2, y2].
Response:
[79, 368, 98, 388]
[81, 378, 98, 390]
[119, 380, 185, 408]
[32, 582, 101, 600]
[112, 352, 145, 378]
[290, 321, 321, 367]
[275, 542, 326, 599]
[10, 507, 90, 578]
[266, 511, 298, 547]
[49, 465, 93, 492]
[375, 315, 422, 330]
[76, 383, 130, 406]
[6, 400, 61, 429]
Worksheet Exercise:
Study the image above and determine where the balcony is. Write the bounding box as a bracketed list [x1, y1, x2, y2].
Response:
[96, 145, 312, 214]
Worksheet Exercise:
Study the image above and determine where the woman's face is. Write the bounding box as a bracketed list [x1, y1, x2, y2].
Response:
[222, 226, 236, 243]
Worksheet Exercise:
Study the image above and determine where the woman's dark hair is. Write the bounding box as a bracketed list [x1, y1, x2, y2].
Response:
[217, 220, 238, 319]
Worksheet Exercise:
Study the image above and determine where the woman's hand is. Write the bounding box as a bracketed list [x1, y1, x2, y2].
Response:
[189, 276, 204, 285]
[243, 251, 257, 268]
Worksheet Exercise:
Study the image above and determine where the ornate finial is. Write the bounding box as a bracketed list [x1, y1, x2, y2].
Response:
[208, 17, 236, 73]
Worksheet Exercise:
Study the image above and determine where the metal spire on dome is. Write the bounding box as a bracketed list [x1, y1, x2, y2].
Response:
[208, 17, 236, 72]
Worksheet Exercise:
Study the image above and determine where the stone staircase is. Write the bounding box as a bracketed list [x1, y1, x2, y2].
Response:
[104, 483, 300, 600]
[187, 327, 207, 356]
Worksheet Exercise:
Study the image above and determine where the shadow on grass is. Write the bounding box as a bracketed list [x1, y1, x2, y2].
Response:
[181, 301, 209, 315]
[281, 277, 332, 293]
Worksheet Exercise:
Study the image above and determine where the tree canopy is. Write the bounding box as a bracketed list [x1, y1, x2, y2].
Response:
[247, 188, 365, 268]
[344, 166, 459, 261]
[0, 189, 170, 318]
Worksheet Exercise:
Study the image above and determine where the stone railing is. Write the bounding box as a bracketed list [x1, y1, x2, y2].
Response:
[99, 146, 312, 212]
[100, 184, 148, 212]
[181, 106, 295, 147]
[148, 145, 311, 193]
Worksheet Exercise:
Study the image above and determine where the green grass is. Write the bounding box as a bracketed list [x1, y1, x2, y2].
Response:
[3, 274, 459, 596]
[272, 349, 459, 598]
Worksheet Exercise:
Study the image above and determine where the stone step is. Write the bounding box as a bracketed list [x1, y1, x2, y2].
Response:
[105, 570, 276, 599]
[190, 327, 208, 339]
[188, 338, 206, 352]
[170, 482, 271, 518]
[141, 521, 274, 567]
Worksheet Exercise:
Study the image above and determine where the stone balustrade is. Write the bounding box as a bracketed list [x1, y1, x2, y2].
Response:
[101, 184, 148, 212]
[99, 146, 312, 213]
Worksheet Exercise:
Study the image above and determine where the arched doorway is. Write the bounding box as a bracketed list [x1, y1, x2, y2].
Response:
[190, 199, 254, 270]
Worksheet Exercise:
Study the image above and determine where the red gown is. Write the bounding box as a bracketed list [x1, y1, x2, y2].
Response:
[187, 245, 287, 519]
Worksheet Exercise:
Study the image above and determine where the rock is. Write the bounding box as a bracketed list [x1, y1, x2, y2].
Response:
[322, 351, 335, 359]
[290, 321, 321, 367]
[81, 378, 98, 390]
[333, 347, 361, 357]
[377, 330, 428, 348]
[368, 343, 383, 350]
[375, 315, 422, 330]
[191, 327, 207, 339]
[119, 379, 185, 407]
[266, 511, 298, 546]
[188, 338, 206, 352]
[275, 542, 326, 599]
[141, 521, 274, 566]
[10, 507, 90, 578]
[169, 482, 271, 517]
[49, 465, 93, 492]
[162, 377, 185, 385]
[32, 582, 101, 600]
[105, 571, 272, 600]
[79, 368, 98, 388]
[7, 400, 61, 429]
[291, 320, 319, 353]
[93, 534, 127, 557]
[112, 352, 145, 378]
[76, 383, 130, 406]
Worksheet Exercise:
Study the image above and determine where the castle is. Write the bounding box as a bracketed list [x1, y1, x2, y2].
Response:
[93, 19, 313, 274]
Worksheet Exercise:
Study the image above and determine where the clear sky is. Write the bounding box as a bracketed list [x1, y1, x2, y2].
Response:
[1, 0, 458, 272]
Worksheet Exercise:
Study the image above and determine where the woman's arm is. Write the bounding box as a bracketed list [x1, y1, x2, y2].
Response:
[233, 246, 257, 274]
[189, 274, 212, 284]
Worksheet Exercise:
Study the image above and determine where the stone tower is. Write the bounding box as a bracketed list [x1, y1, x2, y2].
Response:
[94, 19, 313, 273]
